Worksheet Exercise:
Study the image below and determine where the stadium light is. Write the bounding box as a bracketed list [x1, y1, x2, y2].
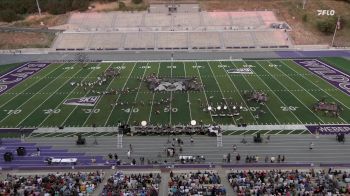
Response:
[331, 16, 341, 47]
[141, 121, 147, 126]
[190, 120, 196, 126]
[217, 106, 221, 110]
[208, 106, 212, 111]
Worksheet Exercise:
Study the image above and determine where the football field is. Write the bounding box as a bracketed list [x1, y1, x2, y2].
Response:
[0, 58, 349, 128]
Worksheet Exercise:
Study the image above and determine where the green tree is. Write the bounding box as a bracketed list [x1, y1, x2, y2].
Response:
[0, 9, 20, 22]
[316, 17, 337, 35]
[132, 0, 143, 4]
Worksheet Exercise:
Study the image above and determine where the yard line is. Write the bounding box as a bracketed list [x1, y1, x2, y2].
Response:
[15, 64, 83, 127]
[194, 62, 214, 122]
[126, 63, 149, 124]
[82, 62, 117, 126]
[60, 62, 107, 126]
[245, 60, 303, 124]
[275, 60, 347, 123]
[258, 61, 325, 124]
[288, 130, 296, 135]
[230, 61, 280, 124]
[38, 63, 90, 127]
[148, 63, 161, 123]
[284, 60, 350, 110]
[0, 63, 66, 108]
[206, 61, 236, 124]
[219, 61, 259, 124]
[170, 61, 173, 125]
[275, 130, 284, 135]
[0, 64, 72, 125]
[104, 62, 137, 126]
[183, 62, 193, 121]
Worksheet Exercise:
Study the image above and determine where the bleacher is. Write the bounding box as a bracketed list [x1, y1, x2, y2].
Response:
[53, 10, 292, 51]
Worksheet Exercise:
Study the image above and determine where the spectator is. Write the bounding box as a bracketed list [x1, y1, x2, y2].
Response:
[236, 154, 241, 162]
[168, 171, 225, 196]
[127, 150, 131, 159]
[102, 171, 160, 196]
[228, 169, 350, 195]
[265, 155, 269, 163]
[0, 171, 103, 195]
[108, 153, 113, 160]
[114, 153, 118, 160]
[37, 147, 40, 156]
[227, 153, 231, 163]
[310, 142, 314, 150]
[232, 144, 237, 152]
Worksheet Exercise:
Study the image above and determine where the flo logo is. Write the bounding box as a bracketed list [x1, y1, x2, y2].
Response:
[317, 10, 335, 16]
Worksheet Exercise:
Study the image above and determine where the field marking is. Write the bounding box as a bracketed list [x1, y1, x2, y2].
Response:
[15, 64, 83, 127]
[230, 61, 280, 124]
[0, 64, 73, 125]
[183, 62, 193, 121]
[260, 60, 325, 124]
[126, 63, 149, 124]
[169, 61, 174, 125]
[206, 62, 236, 124]
[60, 62, 107, 126]
[276, 60, 347, 123]
[285, 60, 350, 111]
[82, 62, 119, 126]
[248, 60, 303, 124]
[38, 63, 91, 127]
[194, 62, 214, 122]
[104, 62, 137, 126]
[0, 63, 67, 108]
[219, 61, 259, 124]
[148, 63, 161, 123]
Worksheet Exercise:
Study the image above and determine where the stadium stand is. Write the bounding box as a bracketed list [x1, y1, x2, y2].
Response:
[52, 10, 291, 51]
[0, 171, 103, 195]
[102, 171, 161, 195]
[157, 32, 188, 49]
[168, 170, 226, 195]
[228, 169, 350, 195]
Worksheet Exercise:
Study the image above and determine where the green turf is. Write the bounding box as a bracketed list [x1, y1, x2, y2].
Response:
[0, 63, 20, 75]
[321, 57, 350, 74]
[0, 59, 349, 128]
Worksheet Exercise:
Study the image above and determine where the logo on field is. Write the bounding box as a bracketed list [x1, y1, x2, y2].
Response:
[63, 96, 100, 106]
[226, 68, 253, 74]
[317, 10, 335, 16]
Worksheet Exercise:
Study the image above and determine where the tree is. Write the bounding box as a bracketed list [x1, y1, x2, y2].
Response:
[316, 17, 337, 35]
[0, 9, 20, 22]
[132, 0, 143, 4]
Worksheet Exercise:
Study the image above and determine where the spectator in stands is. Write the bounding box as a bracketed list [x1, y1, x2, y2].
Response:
[228, 169, 350, 195]
[102, 171, 160, 196]
[0, 171, 103, 195]
[168, 171, 225, 196]
[127, 150, 131, 159]
[37, 147, 40, 156]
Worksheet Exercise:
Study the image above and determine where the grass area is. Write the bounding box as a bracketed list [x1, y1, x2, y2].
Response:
[0, 58, 349, 128]
[322, 57, 350, 74]
[0, 32, 55, 49]
[0, 63, 20, 75]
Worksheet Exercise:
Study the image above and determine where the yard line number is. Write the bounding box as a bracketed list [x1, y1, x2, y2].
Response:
[241, 106, 259, 112]
[122, 108, 139, 113]
[43, 109, 61, 114]
[4, 109, 22, 115]
[281, 106, 299, 111]
[82, 109, 100, 114]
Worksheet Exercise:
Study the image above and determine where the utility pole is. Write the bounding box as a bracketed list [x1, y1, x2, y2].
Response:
[36, 0, 42, 16]
[331, 16, 341, 47]
[302, 0, 307, 9]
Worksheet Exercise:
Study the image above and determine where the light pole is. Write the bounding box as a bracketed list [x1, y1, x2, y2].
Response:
[331, 16, 341, 47]
[36, 0, 42, 16]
